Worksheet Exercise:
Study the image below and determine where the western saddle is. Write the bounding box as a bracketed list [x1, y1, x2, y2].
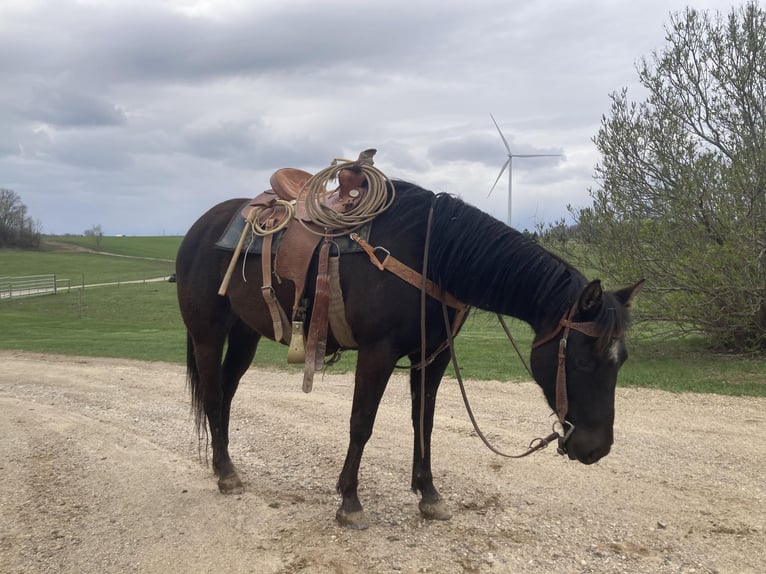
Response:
[217, 150, 466, 394]
[218, 152, 375, 393]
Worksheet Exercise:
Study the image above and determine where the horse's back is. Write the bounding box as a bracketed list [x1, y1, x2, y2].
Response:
[176, 198, 248, 331]
[177, 199, 245, 265]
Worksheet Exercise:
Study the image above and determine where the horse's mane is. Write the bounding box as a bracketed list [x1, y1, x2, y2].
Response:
[386, 181, 630, 342]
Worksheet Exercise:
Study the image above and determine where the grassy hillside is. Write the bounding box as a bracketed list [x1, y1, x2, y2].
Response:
[2, 241, 176, 285]
[44, 235, 182, 260]
[1, 237, 764, 396]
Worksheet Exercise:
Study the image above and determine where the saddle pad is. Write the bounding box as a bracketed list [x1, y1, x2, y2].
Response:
[215, 200, 373, 255]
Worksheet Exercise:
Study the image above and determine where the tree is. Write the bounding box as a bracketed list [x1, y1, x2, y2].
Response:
[0, 189, 41, 249]
[83, 224, 104, 248]
[547, 2, 766, 351]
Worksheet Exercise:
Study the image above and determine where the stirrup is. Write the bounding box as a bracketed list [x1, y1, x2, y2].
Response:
[287, 321, 305, 364]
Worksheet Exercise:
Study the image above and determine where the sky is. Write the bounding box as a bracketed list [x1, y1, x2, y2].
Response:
[0, 0, 736, 236]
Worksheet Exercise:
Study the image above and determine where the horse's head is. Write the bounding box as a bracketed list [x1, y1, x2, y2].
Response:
[530, 279, 644, 464]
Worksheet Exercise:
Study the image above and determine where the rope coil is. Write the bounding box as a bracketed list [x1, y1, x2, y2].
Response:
[248, 200, 295, 236]
[299, 157, 395, 235]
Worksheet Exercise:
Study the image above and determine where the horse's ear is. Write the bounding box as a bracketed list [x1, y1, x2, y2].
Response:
[578, 280, 603, 312]
[613, 279, 646, 310]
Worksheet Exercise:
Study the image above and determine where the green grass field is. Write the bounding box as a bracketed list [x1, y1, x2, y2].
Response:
[1, 238, 764, 396]
[47, 235, 182, 260]
[1, 251, 174, 286]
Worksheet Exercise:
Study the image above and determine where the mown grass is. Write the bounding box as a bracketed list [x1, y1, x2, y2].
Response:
[1, 245, 175, 285]
[45, 235, 182, 260]
[1, 239, 764, 396]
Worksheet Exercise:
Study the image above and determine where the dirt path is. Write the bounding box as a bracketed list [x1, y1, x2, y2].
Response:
[0, 351, 763, 573]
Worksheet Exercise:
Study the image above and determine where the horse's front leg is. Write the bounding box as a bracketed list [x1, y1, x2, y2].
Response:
[336, 343, 397, 530]
[410, 349, 452, 520]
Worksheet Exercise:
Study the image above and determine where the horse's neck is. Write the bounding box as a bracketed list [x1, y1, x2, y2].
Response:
[498, 268, 579, 334]
[439, 235, 582, 333]
[412, 192, 584, 332]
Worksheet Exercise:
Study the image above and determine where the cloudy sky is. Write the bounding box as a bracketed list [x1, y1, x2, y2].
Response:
[1, 0, 734, 235]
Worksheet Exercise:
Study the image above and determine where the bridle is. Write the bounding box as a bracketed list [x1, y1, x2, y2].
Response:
[529, 302, 602, 455]
[439, 295, 611, 459]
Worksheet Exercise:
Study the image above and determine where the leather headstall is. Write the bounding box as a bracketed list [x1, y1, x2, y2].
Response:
[530, 303, 602, 455]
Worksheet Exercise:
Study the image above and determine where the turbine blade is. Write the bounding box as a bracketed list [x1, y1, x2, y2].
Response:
[490, 113, 512, 154]
[513, 153, 563, 158]
[487, 159, 510, 197]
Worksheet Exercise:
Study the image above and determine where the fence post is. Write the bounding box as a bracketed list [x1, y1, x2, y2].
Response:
[54, 273, 57, 295]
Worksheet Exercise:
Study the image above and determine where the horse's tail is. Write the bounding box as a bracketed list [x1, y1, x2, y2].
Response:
[185, 332, 206, 440]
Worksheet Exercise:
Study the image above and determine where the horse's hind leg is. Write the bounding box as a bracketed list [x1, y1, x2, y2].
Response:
[410, 349, 452, 520]
[216, 319, 260, 493]
[189, 319, 259, 494]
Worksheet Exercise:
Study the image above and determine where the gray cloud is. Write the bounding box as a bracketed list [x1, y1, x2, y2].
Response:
[0, 0, 734, 234]
[21, 86, 127, 128]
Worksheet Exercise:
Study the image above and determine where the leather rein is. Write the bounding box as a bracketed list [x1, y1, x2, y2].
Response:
[442, 302, 600, 459]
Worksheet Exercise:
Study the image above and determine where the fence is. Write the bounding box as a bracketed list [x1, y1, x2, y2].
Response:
[0, 274, 71, 300]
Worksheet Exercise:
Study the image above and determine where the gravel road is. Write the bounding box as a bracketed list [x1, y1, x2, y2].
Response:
[0, 351, 763, 573]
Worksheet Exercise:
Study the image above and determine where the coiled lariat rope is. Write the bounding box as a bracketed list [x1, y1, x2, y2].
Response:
[233, 152, 392, 286]
[298, 157, 395, 236]
[249, 199, 295, 236]
[241, 199, 295, 282]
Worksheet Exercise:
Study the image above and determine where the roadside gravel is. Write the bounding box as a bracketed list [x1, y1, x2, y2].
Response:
[0, 351, 763, 573]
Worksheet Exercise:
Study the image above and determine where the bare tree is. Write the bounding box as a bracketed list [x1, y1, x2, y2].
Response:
[0, 189, 41, 249]
[83, 224, 104, 248]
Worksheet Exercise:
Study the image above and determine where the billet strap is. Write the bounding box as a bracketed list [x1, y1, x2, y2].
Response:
[327, 256, 358, 347]
[349, 233, 466, 311]
[303, 241, 332, 393]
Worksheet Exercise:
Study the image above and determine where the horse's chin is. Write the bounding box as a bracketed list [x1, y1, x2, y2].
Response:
[564, 434, 612, 465]
[568, 450, 606, 465]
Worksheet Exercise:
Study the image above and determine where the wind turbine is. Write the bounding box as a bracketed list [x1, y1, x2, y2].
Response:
[488, 113, 562, 227]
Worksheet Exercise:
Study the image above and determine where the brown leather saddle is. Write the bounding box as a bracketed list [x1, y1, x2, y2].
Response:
[238, 163, 368, 315]
[220, 156, 373, 392]
[270, 168, 311, 200]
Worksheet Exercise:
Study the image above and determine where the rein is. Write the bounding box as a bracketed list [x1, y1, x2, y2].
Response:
[444, 295, 604, 458]
[440, 302, 600, 458]
[441, 303, 563, 458]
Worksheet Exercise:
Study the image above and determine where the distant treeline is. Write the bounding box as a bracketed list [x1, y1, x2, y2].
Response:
[0, 189, 41, 249]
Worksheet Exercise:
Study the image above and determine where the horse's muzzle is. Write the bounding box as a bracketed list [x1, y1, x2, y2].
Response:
[561, 424, 613, 464]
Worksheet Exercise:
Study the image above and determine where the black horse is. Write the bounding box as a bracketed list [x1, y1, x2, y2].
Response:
[176, 181, 642, 529]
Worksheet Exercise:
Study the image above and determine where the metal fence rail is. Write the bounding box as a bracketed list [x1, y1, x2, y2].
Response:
[0, 274, 71, 300]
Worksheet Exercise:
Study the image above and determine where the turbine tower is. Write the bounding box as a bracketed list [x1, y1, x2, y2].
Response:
[488, 113, 562, 227]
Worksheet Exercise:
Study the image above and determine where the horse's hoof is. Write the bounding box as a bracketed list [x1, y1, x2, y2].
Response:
[419, 499, 452, 521]
[336, 508, 369, 530]
[217, 475, 245, 495]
